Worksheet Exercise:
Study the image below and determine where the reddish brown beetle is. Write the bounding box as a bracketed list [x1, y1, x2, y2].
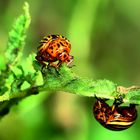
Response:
[35, 35, 73, 68]
[93, 97, 137, 131]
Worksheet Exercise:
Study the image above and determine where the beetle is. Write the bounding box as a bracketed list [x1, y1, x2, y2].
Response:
[93, 97, 137, 131]
[35, 34, 73, 68]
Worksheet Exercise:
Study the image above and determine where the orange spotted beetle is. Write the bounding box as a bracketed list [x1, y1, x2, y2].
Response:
[36, 35, 73, 68]
[93, 97, 137, 131]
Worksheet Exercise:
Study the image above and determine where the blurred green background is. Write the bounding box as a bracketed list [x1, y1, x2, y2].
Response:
[0, 0, 140, 140]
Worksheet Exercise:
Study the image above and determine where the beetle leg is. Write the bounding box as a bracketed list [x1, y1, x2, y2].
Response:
[113, 95, 124, 106]
[57, 61, 62, 68]
[47, 62, 61, 75]
[112, 96, 124, 112]
[35, 55, 46, 67]
[66, 55, 74, 68]
[111, 104, 116, 112]
[111, 98, 120, 112]
[48, 62, 59, 69]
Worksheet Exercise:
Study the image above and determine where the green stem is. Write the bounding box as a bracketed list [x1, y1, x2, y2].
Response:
[2, 59, 140, 105]
[37, 63, 140, 104]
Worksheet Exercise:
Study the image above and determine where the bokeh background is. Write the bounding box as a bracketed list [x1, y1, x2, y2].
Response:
[0, 0, 140, 140]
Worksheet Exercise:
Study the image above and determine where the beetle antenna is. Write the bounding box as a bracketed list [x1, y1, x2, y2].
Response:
[113, 95, 124, 106]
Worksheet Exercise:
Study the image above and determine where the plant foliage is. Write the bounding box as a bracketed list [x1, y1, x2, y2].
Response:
[0, 1, 140, 118]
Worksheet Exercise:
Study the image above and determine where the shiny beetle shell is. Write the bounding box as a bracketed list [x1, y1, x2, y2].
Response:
[93, 98, 137, 131]
[35, 35, 73, 68]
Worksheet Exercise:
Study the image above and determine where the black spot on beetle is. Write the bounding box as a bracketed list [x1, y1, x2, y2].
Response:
[57, 43, 60, 48]
[64, 54, 67, 58]
[43, 37, 48, 41]
[60, 42, 64, 46]
[64, 50, 66, 52]
[48, 35, 51, 38]
[51, 35, 58, 39]
[49, 46, 53, 50]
